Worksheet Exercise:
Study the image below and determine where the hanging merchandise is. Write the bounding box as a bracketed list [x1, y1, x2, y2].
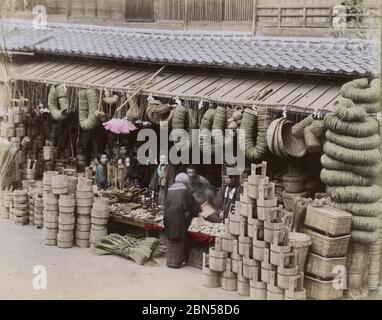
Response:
[340, 78, 381, 113]
[200, 108, 215, 154]
[126, 96, 145, 123]
[145, 99, 172, 126]
[103, 118, 137, 134]
[240, 107, 269, 161]
[79, 88, 100, 131]
[48, 85, 69, 121]
[171, 104, 189, 150]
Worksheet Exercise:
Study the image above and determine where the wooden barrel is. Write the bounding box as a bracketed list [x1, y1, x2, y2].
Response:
[51, 175, 69, 195]
[77, 177, 93, 192]
[12, 107, 23, 124]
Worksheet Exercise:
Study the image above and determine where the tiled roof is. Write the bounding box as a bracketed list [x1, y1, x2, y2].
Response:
[1, 20, 379, 76]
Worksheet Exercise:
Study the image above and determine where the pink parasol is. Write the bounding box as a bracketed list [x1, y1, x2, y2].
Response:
[103, 118, 137, 134]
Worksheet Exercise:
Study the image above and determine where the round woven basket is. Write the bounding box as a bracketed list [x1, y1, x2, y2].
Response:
[282, 121, 307, 158]
[267, 118, 284, 154]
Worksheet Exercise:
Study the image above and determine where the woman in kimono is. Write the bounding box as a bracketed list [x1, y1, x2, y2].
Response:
[164, 173, 202, 268]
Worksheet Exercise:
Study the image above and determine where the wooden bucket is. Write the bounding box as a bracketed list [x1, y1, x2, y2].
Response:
[201, 253, 221, 288]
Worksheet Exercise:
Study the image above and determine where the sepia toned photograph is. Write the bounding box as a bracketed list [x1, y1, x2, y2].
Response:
[0, 0, 381, 303]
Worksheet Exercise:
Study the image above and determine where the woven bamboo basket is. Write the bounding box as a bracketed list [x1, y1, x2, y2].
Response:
[305, 275, 343, 300]
[282, 121, 307, 158]
[304, 228, 351, 258]
[305, 205, 352, 237]
[305, 252, 347, 279]
[282, 191, 308, 211]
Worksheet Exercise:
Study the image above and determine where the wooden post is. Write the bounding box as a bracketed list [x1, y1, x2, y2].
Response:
[252, 0, 257, 36]
[184, 0, 189, 30]
[278, 7, 282, 29]
[302, 7, 306, 28]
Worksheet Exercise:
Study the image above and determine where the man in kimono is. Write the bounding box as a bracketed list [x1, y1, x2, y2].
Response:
[95, 153, 109, 191]
[149, 153, 176, 206]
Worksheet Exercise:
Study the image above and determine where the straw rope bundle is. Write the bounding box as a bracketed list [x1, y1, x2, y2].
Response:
[292, 115, 314, 138]
[323, 141, 381, 166]
[227, 107, 243, 130]
[200, 109, 215, 154]
[326, 130, 380, 151]
[282, 121, 306, 158]
[211, 106, 226, 151]
[324, 113, 379, 138]
[341, 78, 380, 104]
[303, 125, 321, 153]
[126, 96, 144, 122]
[329, 200, 381, 218]
[321, 154, 381, 178]
[79, 88, 100, 131]
[333, 98, 367, 121]
[171, 105, 189, 150]
[145, 99, 172, 125]
[48, 85, 69, 121]
[352, 216, 379, 232]
[320, 168, 373, 187]
[239, 107, 269, 161]
[327, 185, 382, 203]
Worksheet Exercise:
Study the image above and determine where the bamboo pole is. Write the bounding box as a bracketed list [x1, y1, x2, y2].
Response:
[113, 66, 165, 116]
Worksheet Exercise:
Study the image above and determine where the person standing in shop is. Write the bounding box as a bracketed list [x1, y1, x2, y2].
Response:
[95, 152, 109, 191]
[164, 173, 202, 268]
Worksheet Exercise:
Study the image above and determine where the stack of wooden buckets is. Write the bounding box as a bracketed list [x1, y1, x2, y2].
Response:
[202, 162, 311, 300]
[76, 177, 94, 248]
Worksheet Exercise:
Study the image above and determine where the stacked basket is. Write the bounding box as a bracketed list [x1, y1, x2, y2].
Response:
[34, 190, 44, 228]
[303, 204, 352, 300]
[42, 192, 59, 246]
[202, 161, 310, 300]
[58, 194, 76, 248]
[75, 177, 94, 248]
[12, 190, 29, 225]
[90, 197, 110, 246]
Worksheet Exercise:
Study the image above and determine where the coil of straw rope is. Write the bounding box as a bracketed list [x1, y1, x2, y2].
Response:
[48, 85, 69, 121]
[325, 130, 381, 151]
[320, 154, 382, 178]
[340, 78, 380, 104]
[212, 106, 226, 151]
[329, 200, 381, 218]
[351, 230, 379, 244]
[352, 216, 379, 232]
[200, 109, 215, 154]
[323, 141, 381, 166]
[126, 96, 144, 122]
[303, 125, 321, 153]
[333, 98, 367, 121]
[324, 113, 379, 138]
[327, 185, 382, 203]
[320, 168, 373, 186]
[240, 107, 269, 161]
[145, 99, 172, 125]
[291, 115, 314, 138]
[79, 88, 100, 131]
[171, 105, 189, 150]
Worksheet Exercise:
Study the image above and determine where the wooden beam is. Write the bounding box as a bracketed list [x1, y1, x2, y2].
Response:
[252, 0, 257, 36]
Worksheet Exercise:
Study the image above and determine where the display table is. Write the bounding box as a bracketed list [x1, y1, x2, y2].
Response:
[109, 214, 216, 245]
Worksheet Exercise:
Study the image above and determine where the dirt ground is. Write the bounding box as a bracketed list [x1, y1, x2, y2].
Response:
[0, 219, 246, 300]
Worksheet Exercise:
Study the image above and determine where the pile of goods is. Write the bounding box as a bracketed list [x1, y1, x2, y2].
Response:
[281, 164, 308, 226]
[303, 203, 352, 300]
[34, 188, 44, 228]
[321, 78, 382, 298]
[267, 115, 325, 159]
[76, 177, 94, 248]
[42, 191, 59, 246]
[12, 189, 29, 225]
[58, 193, 76, 248]
[90, 197, 110, 247]
[188, 219, 225, 237]
[94, 234, 164, 265]
[100, 186, 145, 203]
[0, 189, 13, 219]
[202, 162, 311, 300]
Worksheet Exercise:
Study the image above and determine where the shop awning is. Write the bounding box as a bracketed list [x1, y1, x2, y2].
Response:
[10, 60, 342, 113]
